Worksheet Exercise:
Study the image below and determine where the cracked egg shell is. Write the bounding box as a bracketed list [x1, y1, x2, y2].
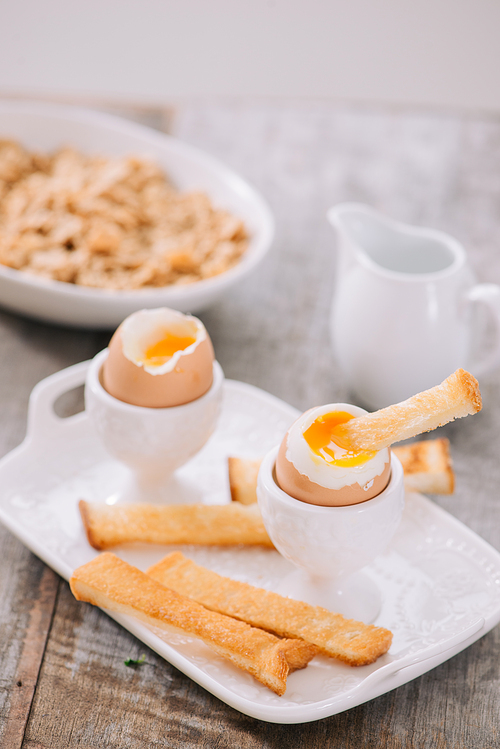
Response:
[102, 308, 214, 408]
[275, 404, 391, 507]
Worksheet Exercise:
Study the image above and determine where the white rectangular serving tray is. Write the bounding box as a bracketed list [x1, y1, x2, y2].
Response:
[1, 360, 500, 724]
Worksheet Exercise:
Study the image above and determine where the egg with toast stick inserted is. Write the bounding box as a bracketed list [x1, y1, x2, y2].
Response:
[260, 369, 482, 618]
[274, 369, 482, 508]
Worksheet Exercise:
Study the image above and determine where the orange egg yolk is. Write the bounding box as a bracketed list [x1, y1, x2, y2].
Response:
[302, 411, 377, 467]
[142, 332, 197, 366]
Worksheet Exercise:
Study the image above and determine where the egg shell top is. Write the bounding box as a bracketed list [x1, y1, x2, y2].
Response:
[275, 404, 391, 507]
[102, 308, 214, 408]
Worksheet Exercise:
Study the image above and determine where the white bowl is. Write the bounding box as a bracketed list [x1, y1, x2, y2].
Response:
[0, 101, 275, 328]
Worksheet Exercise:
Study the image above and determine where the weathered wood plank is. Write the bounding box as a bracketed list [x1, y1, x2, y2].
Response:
[0, 559, 59, 749]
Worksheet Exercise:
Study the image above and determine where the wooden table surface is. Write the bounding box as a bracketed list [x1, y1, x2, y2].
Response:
[1, 100, 500, 748]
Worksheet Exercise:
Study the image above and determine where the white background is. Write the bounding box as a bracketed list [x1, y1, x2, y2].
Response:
[0, 0, 499, 113]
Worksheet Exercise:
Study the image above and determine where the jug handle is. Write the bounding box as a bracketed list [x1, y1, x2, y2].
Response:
[466, 283, 500, 376]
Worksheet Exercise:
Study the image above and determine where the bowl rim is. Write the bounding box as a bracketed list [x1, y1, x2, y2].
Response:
[0, 99, 275, 300]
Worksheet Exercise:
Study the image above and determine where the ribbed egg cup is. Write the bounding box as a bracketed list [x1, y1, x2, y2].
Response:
[257, 447, 405, 622]
[85, 348, 224, 504]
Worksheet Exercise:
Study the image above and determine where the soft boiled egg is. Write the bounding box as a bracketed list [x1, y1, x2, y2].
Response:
[275, 404, 391, 506]
[102, 307, 214, 408]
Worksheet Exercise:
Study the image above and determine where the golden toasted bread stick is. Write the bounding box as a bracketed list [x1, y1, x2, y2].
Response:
[70, 553, 317, 695]
[332, 369, 481, 451]
[147, 552, 393, 666]
[79, 500, 273, 550]
[228, 456, 261, 505]
[229, 456, 259, 504]
[393, 437, 454, 494]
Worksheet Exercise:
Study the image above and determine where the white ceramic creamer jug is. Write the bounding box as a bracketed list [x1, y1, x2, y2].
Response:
[328, 203, 500, 409]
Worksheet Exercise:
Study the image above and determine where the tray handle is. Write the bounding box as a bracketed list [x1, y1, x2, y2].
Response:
[26, 360, 91, 440]
[350, 617, 485, 700]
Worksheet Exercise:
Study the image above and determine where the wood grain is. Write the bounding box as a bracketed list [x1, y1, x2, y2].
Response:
[0, 101, 499, 747]
[1, 564, 59, 749]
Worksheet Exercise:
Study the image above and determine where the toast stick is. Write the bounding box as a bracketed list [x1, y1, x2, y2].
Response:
[332, 369, 481, 451]
[70, 553, 317, 695]
[147, 551, 393, 666]
[228, 456, 261, 505]
[393, 437, 454, 494]
[79, 500, 273, 550]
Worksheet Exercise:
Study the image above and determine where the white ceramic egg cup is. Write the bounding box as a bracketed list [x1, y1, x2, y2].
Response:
[85, 348, 224, 504]
[257, 447, 405, 622]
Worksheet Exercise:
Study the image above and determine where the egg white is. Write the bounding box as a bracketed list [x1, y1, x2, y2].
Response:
[285, 403, 389, 491]
[120, 308, 207, 375]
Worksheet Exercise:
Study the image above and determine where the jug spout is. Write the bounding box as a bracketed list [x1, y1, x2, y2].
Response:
[327, 203, 369, 248]
[327, 203, 464, 276]
[327, 203, 371, 275]
[327, 202, 373, 231]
